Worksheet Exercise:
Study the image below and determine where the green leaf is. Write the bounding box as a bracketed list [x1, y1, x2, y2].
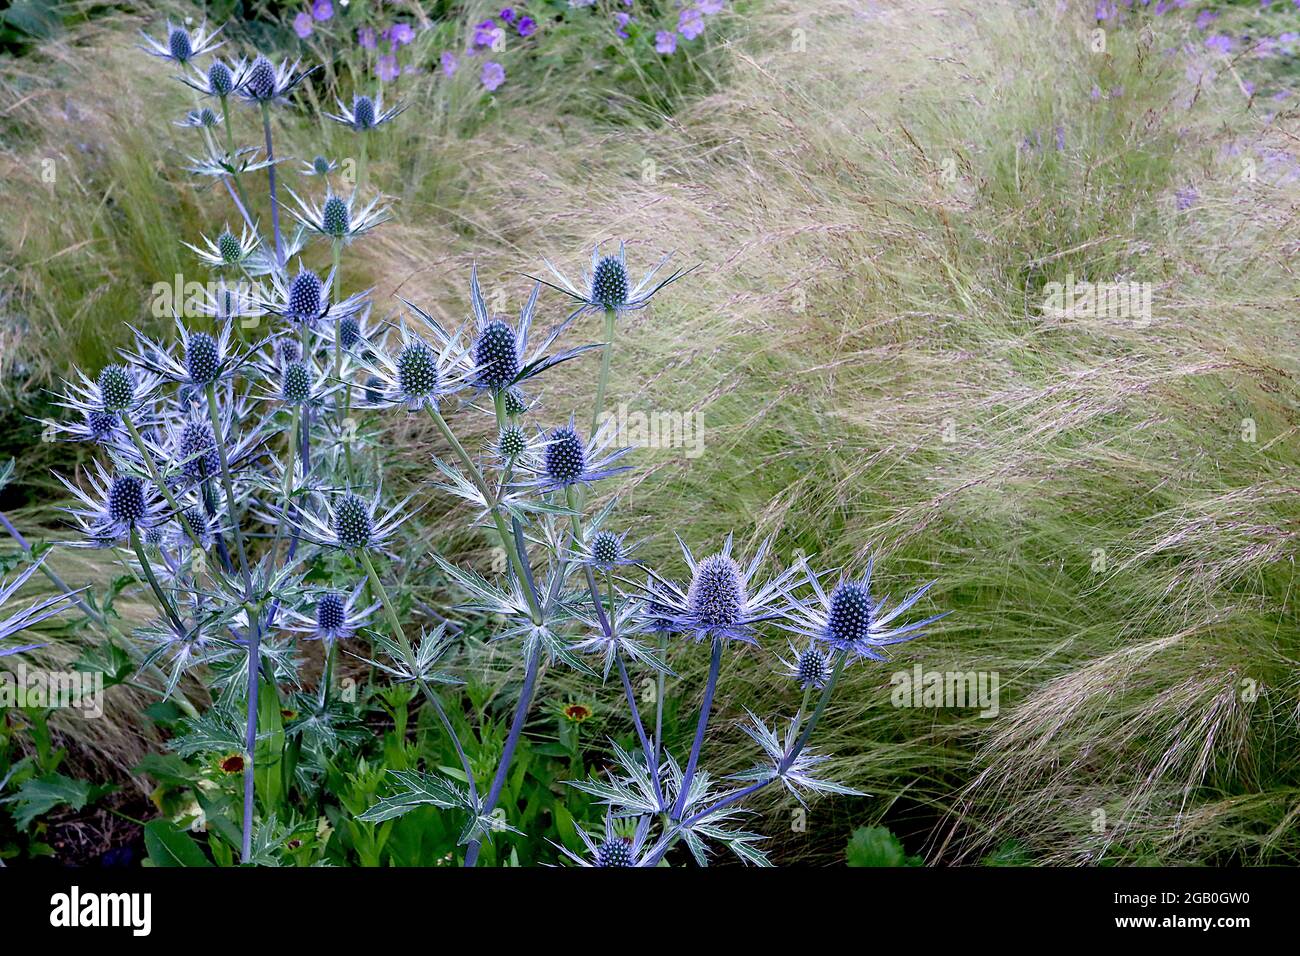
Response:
[4, 773, 112, 830]
[359, 770, 469, 824]
[143, 819, 212, 867]
[845, 826, 924, 867]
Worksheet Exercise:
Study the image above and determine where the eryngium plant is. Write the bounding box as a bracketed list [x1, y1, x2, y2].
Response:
[3, 18, 947, 868]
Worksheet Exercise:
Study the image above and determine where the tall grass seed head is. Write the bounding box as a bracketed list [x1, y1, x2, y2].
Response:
[474, 320, 521, 391]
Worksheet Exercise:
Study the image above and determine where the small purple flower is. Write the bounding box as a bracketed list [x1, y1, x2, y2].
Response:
[655, 30, 677, 55]
[358, 26, 377, 49]
[699, 0, 724, 13]
[481, 60, 506, 92]
[1204, 34, 1232, 55]
[614, 12, 633, 39]
[678, 8, 705, 40]
[1094, 0, 1117, 19]
[1195, 10, 1218, 31]
[441, 51, 459, 77]
[312, 0, 333, 20]
[293, 12, 314, 38]
[377, 54, 400, 82]
[1175, 186, 1198, 211]
[388, 23, 415, 47]
[473, 19, 499, 48]
[500, 7, 516, 22]
[1090, 84, 1102, 101]
[517, 16, 537, 37]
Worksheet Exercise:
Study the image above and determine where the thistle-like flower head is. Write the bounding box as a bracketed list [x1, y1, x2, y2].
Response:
[177, 57, 251, 98]
[237, 55, 317, 105]
[517, 415, 632, 494]
[557, 814, 653, 868]
[778, 557, 947, 662]
[176, 107, 221, 129]
[97, 365, 135, 412]
[643, 533, 802, 645]
[58, 461, 162, 548]
[323, 90, 406, 132]
[128, 314, 257, 389]
[283, 582, 379, 643]
[533, 240, 694, 321]
[286, 187, 390, 245]
[356, 320, 471, 412]
[139, 21, 224, 63]
[257, 263, 369, 329]
[294, 485, 415, 554]
[777, 641, 829, 690]
[183, 223, 261, 269]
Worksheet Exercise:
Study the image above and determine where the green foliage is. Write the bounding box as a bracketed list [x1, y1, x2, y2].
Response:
[845, 826, 924, 867]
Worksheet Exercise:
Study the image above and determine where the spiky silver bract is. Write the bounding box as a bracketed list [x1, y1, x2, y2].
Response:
[0, 557, 84, 658]
[237, 55, 317, 105]
[286, 187, 391, 244]
[58, 462, 162, 548]
[323, 92, 406, 132]
[139, 21, 224, 64]
[293, 486, 415, 554]
[283, 583, 379, 643]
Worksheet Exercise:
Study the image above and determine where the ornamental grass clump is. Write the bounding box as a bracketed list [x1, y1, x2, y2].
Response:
[0, 15, 946, 868]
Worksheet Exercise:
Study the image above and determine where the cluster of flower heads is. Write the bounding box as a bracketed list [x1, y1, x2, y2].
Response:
[25, 15, 949, 868]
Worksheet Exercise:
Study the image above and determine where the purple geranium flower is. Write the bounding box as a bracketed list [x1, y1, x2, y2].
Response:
[655, 30, 677, 55]
[377, 54, 400, 82]
[441, 51, 459, 77]
[388, 23, 415, 47]
[1195, 10, 1218, 30]
[358, 27, 377, 49]
[500, 7, 516, 22]
[699, 0, 724, 13]
[481, 60, 506, 92]
[312, 0, 333, 20]
[678, 8, 705, 40]
[614, 12, 633, 39]
[293, 12, 314, 38]
[517, 16, 537, 37]
[473, 19, 499, 48]
[1204, 34, 1232, 55]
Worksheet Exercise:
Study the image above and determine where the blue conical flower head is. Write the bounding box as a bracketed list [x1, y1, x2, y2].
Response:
[332, 494, 371, 550]
[178, 420, 219, 481]
[595, 839, 633, 867]
[316, 592, 346, 631]
[208, 60, 234, 97]
[287, 270, 323, 320]
[97, 365, 135, 412]
[179, 506, 208, 540]
[185, 331, 221, 384]
[281, 361, 313, 404]
[591, 256, 629, 309]
[278, 337, 301, 364]
[590, 530, 622, 566]
[827, 581, 873, 647]
[216, 231, 242, 265]
[108, 476, 147, 526]
[352, 95, 376, 130]
[312, 155, 332, 175]
[195, 107, 219, 127]
[498, 424, 526, 459]
[144, 523, 167, 547]
[168, 27, 193, 63]
[338, 316, 360, 350]
[396, 341, 438, 398]
[687, 554, 745, 631]
[544, 425, 586, 486]
[246, 56, 276, 100]
[502, 386, 527, 417]
[87, 409, 118, 441]
[322, 195, 350, 237]
[363, 375, 384, 405]
[474, 320, 520, 391]
[798, 647, 828, 687]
